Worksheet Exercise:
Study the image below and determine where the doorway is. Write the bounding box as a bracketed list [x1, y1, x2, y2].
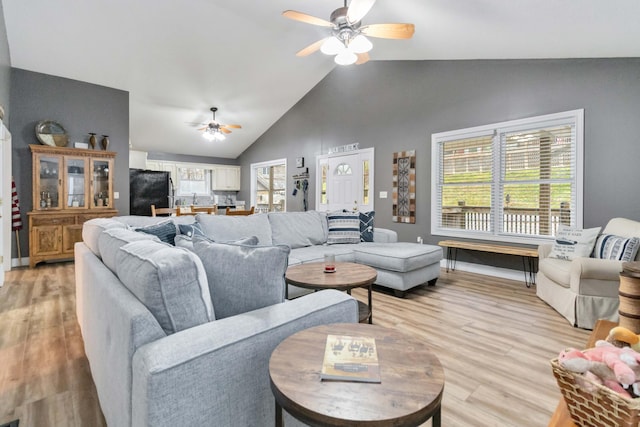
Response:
[316, 148, 374, 212]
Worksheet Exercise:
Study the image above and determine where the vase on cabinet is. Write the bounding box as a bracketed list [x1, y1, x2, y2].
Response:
[89, 133, 97, 149]
[101, 135, 109, 150]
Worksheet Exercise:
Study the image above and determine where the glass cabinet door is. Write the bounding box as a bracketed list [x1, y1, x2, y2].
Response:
[91, 158, 113, 208]
[35, 154, 62, 210]
[64, 157, 88, 209]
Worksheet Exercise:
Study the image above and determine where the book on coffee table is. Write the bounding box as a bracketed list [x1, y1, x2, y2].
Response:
[320, 334, 381, 383]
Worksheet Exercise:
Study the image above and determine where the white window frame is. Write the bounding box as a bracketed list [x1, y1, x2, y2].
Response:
[250, 158, 287, 213]
[145, 160, 218, 197]
[431, 109, 584, 245]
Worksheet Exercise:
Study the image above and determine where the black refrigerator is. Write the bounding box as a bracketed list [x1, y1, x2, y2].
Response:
[129, 169, 171, 216]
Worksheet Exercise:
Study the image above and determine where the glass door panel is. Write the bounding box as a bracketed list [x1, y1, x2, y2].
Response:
[65, 157, 87, 208]
[37, 155, 62, 210]
[92, 158, 112, 208]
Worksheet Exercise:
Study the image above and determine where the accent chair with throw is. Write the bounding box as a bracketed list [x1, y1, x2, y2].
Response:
[536, 217, 640, 329]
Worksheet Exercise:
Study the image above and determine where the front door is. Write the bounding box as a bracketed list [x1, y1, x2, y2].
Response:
[317, 148, 374, 213]
[327, 154, 359, 212]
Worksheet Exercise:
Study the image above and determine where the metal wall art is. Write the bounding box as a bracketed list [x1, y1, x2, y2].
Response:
[392, 150, 416, 223]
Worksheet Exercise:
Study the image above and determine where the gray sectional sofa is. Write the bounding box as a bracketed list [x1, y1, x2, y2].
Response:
[193, 211, 443, 298]
[75, 211, 442, 426]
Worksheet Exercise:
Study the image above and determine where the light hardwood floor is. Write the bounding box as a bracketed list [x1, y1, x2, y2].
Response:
[0, 262, 590, 426]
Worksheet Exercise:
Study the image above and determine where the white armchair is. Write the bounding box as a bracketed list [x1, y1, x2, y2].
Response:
[536, 218, 640, 329]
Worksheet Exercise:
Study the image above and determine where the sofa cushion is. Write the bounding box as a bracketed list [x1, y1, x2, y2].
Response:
[193, 238, 289, 319]
[99, 228, 160, 273]
[359, 211, 375, 242]
[594, 234, 640, 262]
[177, 233, 259, 252]
[197, 214, 273, 246]
[268, 211, 328, 248]
[289, 245, 356, 264]
[549, 225, 601, 261]
[82, 218, 127, 257]
[352, 243, 442, 273]
[135, 219, 177, 245]
[115, 240, 215, 334]
[327, 211, 361, 244]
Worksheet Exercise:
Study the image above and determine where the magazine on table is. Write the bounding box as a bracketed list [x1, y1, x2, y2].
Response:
[320, 334, 381, 383]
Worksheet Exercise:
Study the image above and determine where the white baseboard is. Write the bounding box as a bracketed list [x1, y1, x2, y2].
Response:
[440, 259, 527, 283]
[10, 257, 28, 268]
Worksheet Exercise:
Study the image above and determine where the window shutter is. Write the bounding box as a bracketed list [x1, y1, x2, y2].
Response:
[432, 109, 583, 244]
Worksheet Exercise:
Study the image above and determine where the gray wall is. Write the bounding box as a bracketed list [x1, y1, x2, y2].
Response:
[239, 58, 640, 269]
[10, 68, 129, 258]
[0, 2, 10, 121]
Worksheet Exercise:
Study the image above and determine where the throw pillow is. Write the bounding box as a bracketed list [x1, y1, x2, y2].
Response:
[594, 234, 640, 262]
[98, 227, 161, 273]
[548, 225, 602, 261]
[135, 219, 176, 245]
[327, 211, 361, 244]
[178, 222, 205, 238]
[192, 238, 289, 319]
[359, 211, 375, 242]
[115, 240, 215, 334]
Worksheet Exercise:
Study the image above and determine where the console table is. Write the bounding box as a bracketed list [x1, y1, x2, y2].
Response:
[438, 240, 538, 287]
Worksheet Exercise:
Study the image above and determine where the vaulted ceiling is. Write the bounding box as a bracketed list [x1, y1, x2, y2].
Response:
[4, 0, 640, 159]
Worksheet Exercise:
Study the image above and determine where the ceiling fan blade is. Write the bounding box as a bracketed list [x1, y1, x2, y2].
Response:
[220, 128, 231, 134]
[282, 10, 333, 27]
[347, 0, 376, 24]
[296, 38, 328, 57]
[221, 124, 242, 129]
[355, 52, 370, 65]
[361, 23, 415, 39]
[197, 126, 208, 131]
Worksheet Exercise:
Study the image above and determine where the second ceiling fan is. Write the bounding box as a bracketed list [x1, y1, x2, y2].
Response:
[198, 107, 241, 141]
[283, 0, 415, 66]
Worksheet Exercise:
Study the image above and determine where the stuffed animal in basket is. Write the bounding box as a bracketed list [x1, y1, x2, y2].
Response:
[607, 326, 640, 351]
[558, 341, 640, 396]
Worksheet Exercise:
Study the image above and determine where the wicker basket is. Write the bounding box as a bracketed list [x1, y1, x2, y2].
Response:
[551, 358, 640, 426]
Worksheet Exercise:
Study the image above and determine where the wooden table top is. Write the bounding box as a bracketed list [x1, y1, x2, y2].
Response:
[285, 262, 378, 291]
[269, 323, 445, 427]
[438, 239, 538, 258]
[547, 319, 617, 427]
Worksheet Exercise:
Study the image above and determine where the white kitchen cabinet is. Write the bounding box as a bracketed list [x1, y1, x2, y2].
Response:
[212, 166, 241, 191]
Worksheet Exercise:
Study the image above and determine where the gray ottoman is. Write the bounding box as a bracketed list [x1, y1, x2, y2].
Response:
[352, 243, 443, 297]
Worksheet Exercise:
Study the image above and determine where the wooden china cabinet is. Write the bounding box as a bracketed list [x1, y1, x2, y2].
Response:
[28, 144, 118, 268]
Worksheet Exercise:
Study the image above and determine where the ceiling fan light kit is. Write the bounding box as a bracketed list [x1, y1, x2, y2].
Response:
[198, 107, 241, 142]
[283, 0, 414, 66]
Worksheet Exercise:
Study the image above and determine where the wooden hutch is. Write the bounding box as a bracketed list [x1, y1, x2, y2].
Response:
[28, 144, 118, 267]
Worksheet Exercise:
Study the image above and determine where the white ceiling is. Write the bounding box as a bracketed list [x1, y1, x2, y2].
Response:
[4, 0, 640, 159]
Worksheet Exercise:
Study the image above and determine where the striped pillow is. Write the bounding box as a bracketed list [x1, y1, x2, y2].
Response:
[360, 211, 375, 242]
[327, 211, 361, 244]
[594, 234, 640, 261]
[136, 220, 177, 245]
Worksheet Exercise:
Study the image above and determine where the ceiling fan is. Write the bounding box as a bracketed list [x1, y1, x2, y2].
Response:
[283, 0, 415, 66]
[197, 107, 241, 141]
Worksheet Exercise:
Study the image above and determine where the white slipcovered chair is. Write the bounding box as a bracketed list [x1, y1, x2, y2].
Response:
[536, 217, 640, 329]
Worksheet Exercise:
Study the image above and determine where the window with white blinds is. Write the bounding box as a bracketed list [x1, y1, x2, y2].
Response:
[431, 109, 584, 244]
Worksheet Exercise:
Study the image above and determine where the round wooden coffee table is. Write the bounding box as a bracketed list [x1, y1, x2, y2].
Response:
[269, 323, 444, 427]
[285, 262, 377, 323]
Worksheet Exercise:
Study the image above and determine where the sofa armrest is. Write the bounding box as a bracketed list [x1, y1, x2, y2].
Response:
[374, 228, 398, 243]
[570, 257, 624, 281]
[131, 290, 358, 427]
[569, 257, 624, 295]
[538, 243, 553, 260]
